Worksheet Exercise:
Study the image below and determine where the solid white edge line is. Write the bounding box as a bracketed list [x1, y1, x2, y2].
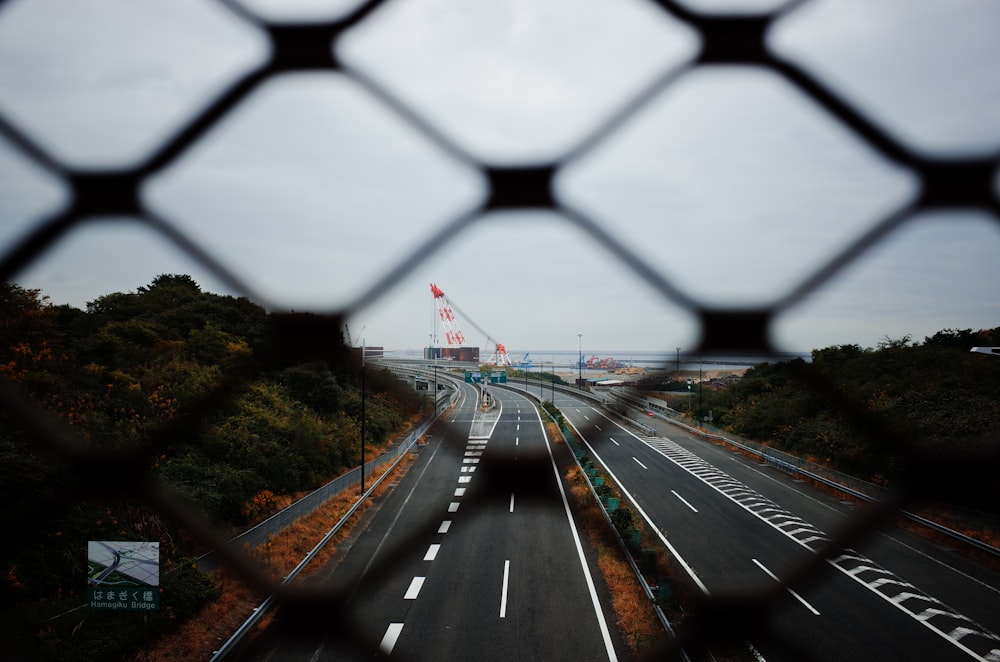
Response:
[380, 623, 404, 654]
[534, 405, 619, 661]
[628, 419, 990, 662]
[671, 489, 699, 513]
[404, 576, 425, 600]
[564, 415, 710, 596]
[751, 559, 820, 616]
[500, 559, 510, 618]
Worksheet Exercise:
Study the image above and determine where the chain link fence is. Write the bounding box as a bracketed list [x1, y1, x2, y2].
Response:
[1, 1, 998, 660]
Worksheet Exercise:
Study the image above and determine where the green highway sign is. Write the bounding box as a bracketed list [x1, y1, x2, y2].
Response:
[465, 370, 507, 384]
[88, 586, 160, 611]
[88, 541, 160, 612]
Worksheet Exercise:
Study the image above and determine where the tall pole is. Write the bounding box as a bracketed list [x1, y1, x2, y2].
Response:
[551, 362, 555, 400]
[360, 338, 366, 494]
[698, 361, 703, 426]
[577, 332, 583, 387]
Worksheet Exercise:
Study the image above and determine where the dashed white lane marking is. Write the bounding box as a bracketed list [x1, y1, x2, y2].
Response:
[633, 457, 648, 470]
[454, 487, 466, 496]
[461, 466, 476, 473]
[404, 576, 425, 600]
[610, 437, 620, 446]
[639, 435, 1000, 659]
[380, 623, 404, 654]
[752, 558, 820, 616]
[671, 490, 698, 513]
[448, 502, 460, 513]
[463, 458, 480, 464]
[465, 451, 482, 457]
[509, 493, 515, 513]
[595, 425, 602, 431]
[500, 560, 510, 618]
[438, 520, 451, 533]
[424, 544, 440, 561]
[458, 476, 471, 483]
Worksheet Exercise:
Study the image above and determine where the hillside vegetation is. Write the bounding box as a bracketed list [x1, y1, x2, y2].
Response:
[671, 330, 1000, 510]
[0, 275, 425, 659]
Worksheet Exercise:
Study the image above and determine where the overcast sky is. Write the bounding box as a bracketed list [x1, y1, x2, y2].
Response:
[1, 0, 998, 356]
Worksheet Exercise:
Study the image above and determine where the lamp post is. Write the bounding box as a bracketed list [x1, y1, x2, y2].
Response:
[550, 362, 555, 401]
[577, 332, 583, 388]
[360, 338, 366, 494]
[698, 361, 703, 426]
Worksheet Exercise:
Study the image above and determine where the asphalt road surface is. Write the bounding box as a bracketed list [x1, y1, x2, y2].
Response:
[523, 383, 1000, 662]
[241, 382, 624, 661]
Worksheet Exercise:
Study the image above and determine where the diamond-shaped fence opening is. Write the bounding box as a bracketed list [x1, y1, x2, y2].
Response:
[770, 0, 1000, 156]
[557, 66, 919, 305]
[0, 0, 266, 167]
[773, 211, 1000, 349]
[338, 0, 700, 162]
[144, 72, 485, 310]
[1, 0, 999, 660]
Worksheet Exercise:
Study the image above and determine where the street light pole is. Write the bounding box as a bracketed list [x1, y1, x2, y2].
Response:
[577, 332, 583, 388]
[360, 338, 366, 494]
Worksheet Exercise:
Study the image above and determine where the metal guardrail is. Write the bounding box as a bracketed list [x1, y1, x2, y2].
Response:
[210, 387, 450, 660]
[611, 389, 1000, 559]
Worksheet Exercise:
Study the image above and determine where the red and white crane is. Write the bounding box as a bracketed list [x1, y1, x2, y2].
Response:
[430, 283, 512, 366]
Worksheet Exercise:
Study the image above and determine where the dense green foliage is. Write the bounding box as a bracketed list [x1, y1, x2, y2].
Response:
[694, 330, 1000, 488]
[0, 276, 425, 659]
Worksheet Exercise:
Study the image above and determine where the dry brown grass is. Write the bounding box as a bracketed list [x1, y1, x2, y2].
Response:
[142, 443, 417, 661]
[563, 465, 664, 654]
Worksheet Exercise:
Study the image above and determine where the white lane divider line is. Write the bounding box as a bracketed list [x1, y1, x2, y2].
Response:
[458, 476, 471, 483]
[438, 520, 451, 534]
[595, 425, 602, 431]
[500, 560, 510, 618]
[424, 544, 440, 561]
[610, 437, 620, 446]
[380, 623, 404, 654]
[448, 502, 460, 513]
[461, 466, 476, 473]
[672, 490, 699, 513]
[404, 576, 425, 600]
[509, 493, 515, 513]
[752, 558, 820, 616]
[463, 458, 480, 464]
[633, 457, 648, 470]
[454, 487, 466, 497]
[516, 437, 519, 446]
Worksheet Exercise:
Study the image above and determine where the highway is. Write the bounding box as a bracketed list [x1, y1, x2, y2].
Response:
[241, 381, 623, 661]
[519, 382, 1000, 662]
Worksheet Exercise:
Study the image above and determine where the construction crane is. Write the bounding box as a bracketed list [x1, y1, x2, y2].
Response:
[430, 283, 512, 366]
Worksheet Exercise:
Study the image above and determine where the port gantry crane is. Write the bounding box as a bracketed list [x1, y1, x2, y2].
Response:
[430, 283, 513, 366]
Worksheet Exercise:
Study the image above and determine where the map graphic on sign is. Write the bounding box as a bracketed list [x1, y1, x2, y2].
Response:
[87, 541, 160, 611]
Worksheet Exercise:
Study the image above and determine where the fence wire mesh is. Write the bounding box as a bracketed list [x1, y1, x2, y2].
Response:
[1, 0, 998, 660]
